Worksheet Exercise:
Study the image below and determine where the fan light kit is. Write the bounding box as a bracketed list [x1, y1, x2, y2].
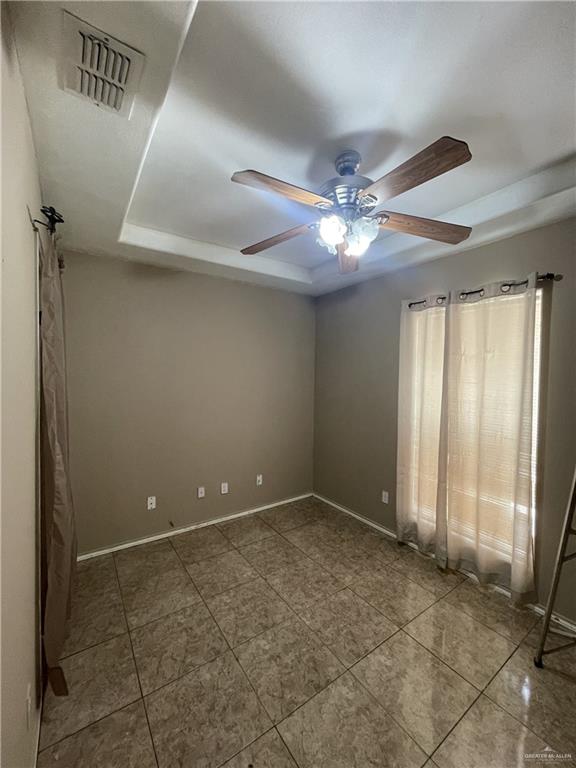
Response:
[231, 137, 473, 274]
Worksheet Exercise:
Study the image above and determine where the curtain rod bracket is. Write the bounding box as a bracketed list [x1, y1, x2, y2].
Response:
[33, 206, 64, 235]
[538, 272, 563, 282]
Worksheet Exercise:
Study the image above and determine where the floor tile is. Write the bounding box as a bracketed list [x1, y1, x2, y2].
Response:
[277, 672, 427, 768]
[131, 602, 228, 694]
[119, 564, 201, 629]
[298, 588, 398, 667]
[285, 524, 392, 585]
[235, 617, 344, 723]
[221, 729, 297, 767]
[352, 631, 478, 753]
[217, 514, 276, 547]
[321, 510, 365, 535]
[145, 651, 271, 768]
[351, 567, 437, 626]
[391, 550, 464, 598]
[316, 547, 394, 585]
[40, 634, 140, 749]
[258, 498, 327, 532]
[283, 522, 345, 556]
[485, 626, 576, 755]
[432, 695, 551, 768]
[239, 535, 307, 577]
[444, 579, 539, 643]
[37, 701, 155, 768]
[265, 557, 345, 611]
[62, 556, 127, 657]
[207, 578, 293, 647]
[405, 601, 516, 689]
[337, 526, 401, 565]
[171, 525, 233, 564]
[187, 549, 258, 599]
[114, 540, 181, 582]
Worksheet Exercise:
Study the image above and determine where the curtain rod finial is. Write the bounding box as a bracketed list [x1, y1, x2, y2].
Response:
[39, 206, 64, 234]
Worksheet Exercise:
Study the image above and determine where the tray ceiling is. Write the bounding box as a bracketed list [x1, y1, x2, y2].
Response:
[12, 1, 576, 295]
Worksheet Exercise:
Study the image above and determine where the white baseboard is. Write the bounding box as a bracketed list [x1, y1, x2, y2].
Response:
[314, 492, 576, 634]
[77, 488, 576, 634]
[77, 492, 314, 561]
[312, 492, 398, 541]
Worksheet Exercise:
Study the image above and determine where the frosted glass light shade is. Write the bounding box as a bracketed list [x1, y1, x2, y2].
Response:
[344, 217, 379, 257]
[319, 215, 346, 247]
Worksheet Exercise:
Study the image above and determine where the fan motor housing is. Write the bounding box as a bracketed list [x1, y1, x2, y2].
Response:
[320, 175, 376, 217]
[318, 151, 377, 218]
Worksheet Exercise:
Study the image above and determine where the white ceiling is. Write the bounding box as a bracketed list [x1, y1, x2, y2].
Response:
[12, 1, 576, 295]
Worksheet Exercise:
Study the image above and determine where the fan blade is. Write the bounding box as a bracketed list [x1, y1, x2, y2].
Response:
[232, 170, 333, 209]
[359, 137, 471, 203]
[337, 241, 359, 274]
[375, 211, 471, 244]
[240, 223, 314, 255]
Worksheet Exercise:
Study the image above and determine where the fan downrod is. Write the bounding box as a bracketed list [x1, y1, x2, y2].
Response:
[335, 150, 362, 176]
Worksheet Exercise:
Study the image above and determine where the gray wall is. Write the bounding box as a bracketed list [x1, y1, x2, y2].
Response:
[64, 253, 315, 554]
[1, 5, 43, 765]
[314, 218, 576, 621]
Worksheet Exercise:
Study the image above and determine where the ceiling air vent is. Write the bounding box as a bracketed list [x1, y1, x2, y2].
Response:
[60, 11, 145, 118]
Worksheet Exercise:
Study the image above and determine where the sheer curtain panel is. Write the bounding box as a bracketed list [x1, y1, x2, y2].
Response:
[397, 295, 446, 553]
[397, 275, 540, 603]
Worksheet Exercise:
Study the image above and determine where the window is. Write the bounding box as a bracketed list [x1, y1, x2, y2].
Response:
[397, 277, 542, 599]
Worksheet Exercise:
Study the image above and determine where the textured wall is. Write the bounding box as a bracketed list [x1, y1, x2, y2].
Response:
[63, 252, 315, 554]
[1, 5, 43, 765]
[314, 219, 576, 622]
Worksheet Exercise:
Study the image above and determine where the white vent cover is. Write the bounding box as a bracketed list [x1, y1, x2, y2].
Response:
[60, 11, 145, 118]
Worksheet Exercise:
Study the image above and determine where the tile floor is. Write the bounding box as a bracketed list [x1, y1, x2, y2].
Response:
[38, 497, 576, 768]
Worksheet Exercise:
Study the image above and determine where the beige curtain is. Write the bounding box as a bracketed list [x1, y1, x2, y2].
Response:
[397, 295, 446, 554]
[40, 233, 77, 693]
[397, 275, 539, 603]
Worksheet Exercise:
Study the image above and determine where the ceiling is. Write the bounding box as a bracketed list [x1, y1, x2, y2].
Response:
[12, 1, 576, 295]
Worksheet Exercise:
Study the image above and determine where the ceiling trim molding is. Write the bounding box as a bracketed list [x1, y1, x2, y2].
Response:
[120, 157, 575, 295]
[119, 223, 313, 285]
[119, 1, 199, 241]
[312, 156, 576, 292]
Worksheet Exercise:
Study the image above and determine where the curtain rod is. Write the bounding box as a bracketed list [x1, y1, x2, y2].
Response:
[408, 273, 563, 309]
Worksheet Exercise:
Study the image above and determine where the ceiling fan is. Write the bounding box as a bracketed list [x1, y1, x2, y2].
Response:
[231, 136, 472, 274]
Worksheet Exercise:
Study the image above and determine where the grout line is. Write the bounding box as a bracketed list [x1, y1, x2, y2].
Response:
[36, 699, 152, 758]
[171, 542, 306, 767]
[46, 499, 573, 765]
[316, 493, 576, 634]
[274, 725, 304, 768]
[481, 688, 570, 756]
[130, 518, 540, 762]
[401, 626, 486, 694]
[77, 493, 314, 560]
[210, 725, 279, 768]
[111, 557, 161, 768]
[58, 628, 128, 662]
[427, 689, 483, 760]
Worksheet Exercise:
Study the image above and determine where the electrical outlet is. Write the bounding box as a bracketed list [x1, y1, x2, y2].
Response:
[147, 496, 156, 511]
[381, 490, 389, 504]
[197, 486, 205, 499]
[220, 482, 229, 495]
[256, 474, 263, 486]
